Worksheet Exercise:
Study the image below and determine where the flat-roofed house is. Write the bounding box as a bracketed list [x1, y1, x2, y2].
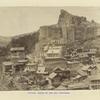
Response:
[2, 60, 28, 76]
[10, 47, 26, 63]
[89, 48, 97, 55]
[37, 66, 48, 75]
[2, 61, 14, 75]
[2, 47, 28, 76]
[78, 52, 88, 58]
[44, 46, 63, 60]
[48, 72, 57, 80]
[49, 39, 65, 46]
[13, 62, 26, 73]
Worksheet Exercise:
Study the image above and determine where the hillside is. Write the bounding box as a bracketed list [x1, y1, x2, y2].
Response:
[82, 35, 100, 49]
[0, 9, 100, 56]
[0, 36, 11, 47]
[9, 31, 39, 54]
[35, 9, 100, 57]
[38, 9, 100, 45]
[0, 36, 11, 56]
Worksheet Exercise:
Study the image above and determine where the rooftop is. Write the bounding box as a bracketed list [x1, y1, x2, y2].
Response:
[3, 61, 13, 66]
[48, 72, 57, 79]
[10, 47, 25, 51]
[18, 59, 28, 63]
[24, 66, 36, 72]
[46, 46, 62, 54]
[78, 70, 88, 76]
[81, 65, 90, 71]
[73, 75, 82, 80]
[53, 66, 70, 72]
[26, 63, 37, 66]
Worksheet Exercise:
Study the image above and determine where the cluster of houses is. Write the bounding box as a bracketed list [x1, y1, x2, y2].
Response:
[1, 46, 71, 90]
[2, 47, 27, 76]
[1, 39, 100, 90]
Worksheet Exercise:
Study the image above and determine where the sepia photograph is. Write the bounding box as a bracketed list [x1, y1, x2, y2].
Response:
[0, 6, 100, 91]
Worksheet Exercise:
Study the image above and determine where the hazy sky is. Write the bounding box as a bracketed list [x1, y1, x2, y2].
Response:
[0, 7, 100, 36]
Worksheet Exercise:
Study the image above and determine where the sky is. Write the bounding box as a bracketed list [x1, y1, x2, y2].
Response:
[0, 7, 100, 37]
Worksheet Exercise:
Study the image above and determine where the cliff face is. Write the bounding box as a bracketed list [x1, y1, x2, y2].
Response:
[39, 9, 100, 45]
[1, 9, 100, 56]
[39, 25, 62, 41]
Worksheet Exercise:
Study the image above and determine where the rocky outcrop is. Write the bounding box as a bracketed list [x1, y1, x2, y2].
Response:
[39, 25, 62, 41]
[39, 9, 100, 45]
[0, 9, 100, 56]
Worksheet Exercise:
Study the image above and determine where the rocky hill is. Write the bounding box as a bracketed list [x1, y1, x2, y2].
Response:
[0, 9, 100, 56]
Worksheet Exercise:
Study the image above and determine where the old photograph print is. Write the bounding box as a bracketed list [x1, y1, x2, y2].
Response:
[0, 7, 100, 90]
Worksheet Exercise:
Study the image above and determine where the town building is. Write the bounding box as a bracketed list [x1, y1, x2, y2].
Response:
[24, 63, 37, 72]
[44, 46, 64, 60]
[2, 61, 14, 75]
[10, 47, 26, 63]
[49, 39, 66, 46]
[2, 47, 28, 76]
[36, 66, 48, 75]
[48, 72, 62, 87]
[13, 62, 26, 74]
[78, 52, 89, 58]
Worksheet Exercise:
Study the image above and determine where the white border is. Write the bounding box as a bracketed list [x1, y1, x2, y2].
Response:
[0, 0, 100, 100]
